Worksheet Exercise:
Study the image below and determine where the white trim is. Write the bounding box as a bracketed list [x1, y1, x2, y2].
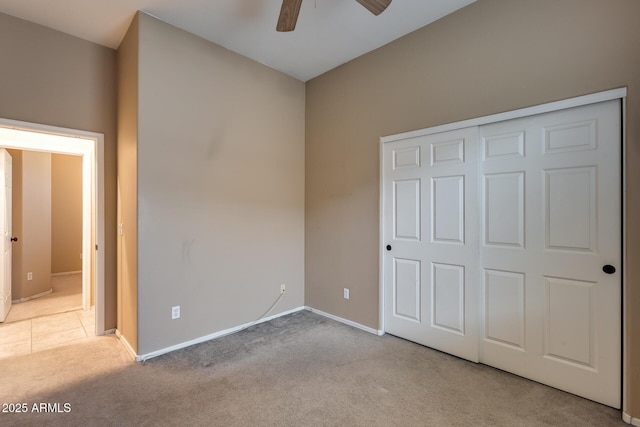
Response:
[51, 270, 82, 277]
[81, 143, 91, 311]
[622, 96, 629, 415]
[115, 329, 137, 361]
[306, 306, 384, 336]
[130, 306, 386, 363]
[12, 288, 52, 303]
[379, 139, 386, 334]
[135, 306, 306, 362]
[623, 412, 640, 426]
[0, 118, 105, 335]
[381, 88, 627, 144]
[95, 134, 105, 335]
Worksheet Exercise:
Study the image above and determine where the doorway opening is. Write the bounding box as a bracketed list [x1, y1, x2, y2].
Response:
[0, 118, 105, 335]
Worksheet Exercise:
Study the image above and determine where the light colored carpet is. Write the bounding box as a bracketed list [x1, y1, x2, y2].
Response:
[0, 310, 625, 426]
[4, 273, 82, 323]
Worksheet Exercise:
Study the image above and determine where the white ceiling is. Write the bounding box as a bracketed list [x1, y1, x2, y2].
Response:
[0, 0, 475, 81]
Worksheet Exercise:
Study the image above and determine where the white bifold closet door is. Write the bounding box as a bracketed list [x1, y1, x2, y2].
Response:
[383, 100, 621, 408]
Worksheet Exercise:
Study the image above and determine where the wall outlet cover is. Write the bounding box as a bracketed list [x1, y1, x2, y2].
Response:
[171, 306, 180, 320]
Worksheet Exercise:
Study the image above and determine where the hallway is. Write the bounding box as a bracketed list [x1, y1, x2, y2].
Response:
[0, 273, 95, 358]
[4, 273, 83, 323]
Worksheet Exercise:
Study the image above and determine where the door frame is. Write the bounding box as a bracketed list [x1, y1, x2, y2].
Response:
[0, 118, 105, 335]
[379, 87, 627, 406]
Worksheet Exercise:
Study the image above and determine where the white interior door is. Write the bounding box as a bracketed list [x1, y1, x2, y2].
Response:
[478, 100, 621, 407]
[0, 148, 12, 322]
[383, 127, 479, 362]
[382, 99, 621, 408]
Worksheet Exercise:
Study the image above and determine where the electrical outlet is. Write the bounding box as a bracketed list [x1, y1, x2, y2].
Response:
[27, 272, 33, 281]
[172, 306, 180, 320]
[344, 288, 350, 300]
[280, 284, 286, 294]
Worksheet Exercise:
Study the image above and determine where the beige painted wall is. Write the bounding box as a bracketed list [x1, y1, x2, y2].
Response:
[12, 151, 52, 299]
[0, 12, 117, 328]
[51, 154, 82, 274]
[131, 13, 305, 355]
[305, 0, 640, 415]
[117, 14, 139, 353]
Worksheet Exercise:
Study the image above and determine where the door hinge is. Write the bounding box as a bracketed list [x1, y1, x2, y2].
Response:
[95, 244, 98, 251]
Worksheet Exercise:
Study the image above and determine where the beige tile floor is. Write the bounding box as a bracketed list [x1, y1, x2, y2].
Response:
[0, 307, 96, 359]
[0, 274, 96, 359]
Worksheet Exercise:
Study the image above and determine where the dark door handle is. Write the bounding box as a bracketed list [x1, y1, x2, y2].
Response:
[602, 265, 616, 275]
[10, 237, 18, 242]
[386, 245, 392, 251]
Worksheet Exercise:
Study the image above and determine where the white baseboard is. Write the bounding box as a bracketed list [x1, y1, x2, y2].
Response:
[12, 288, 52, 303]
[134, 306, 306, 363]
[623, 412, 640, 426]
[115, 330, 137, 361]
[52, 270, 82, 277]
[117, 305, 384, 363]
[305, 306, 384, 336]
